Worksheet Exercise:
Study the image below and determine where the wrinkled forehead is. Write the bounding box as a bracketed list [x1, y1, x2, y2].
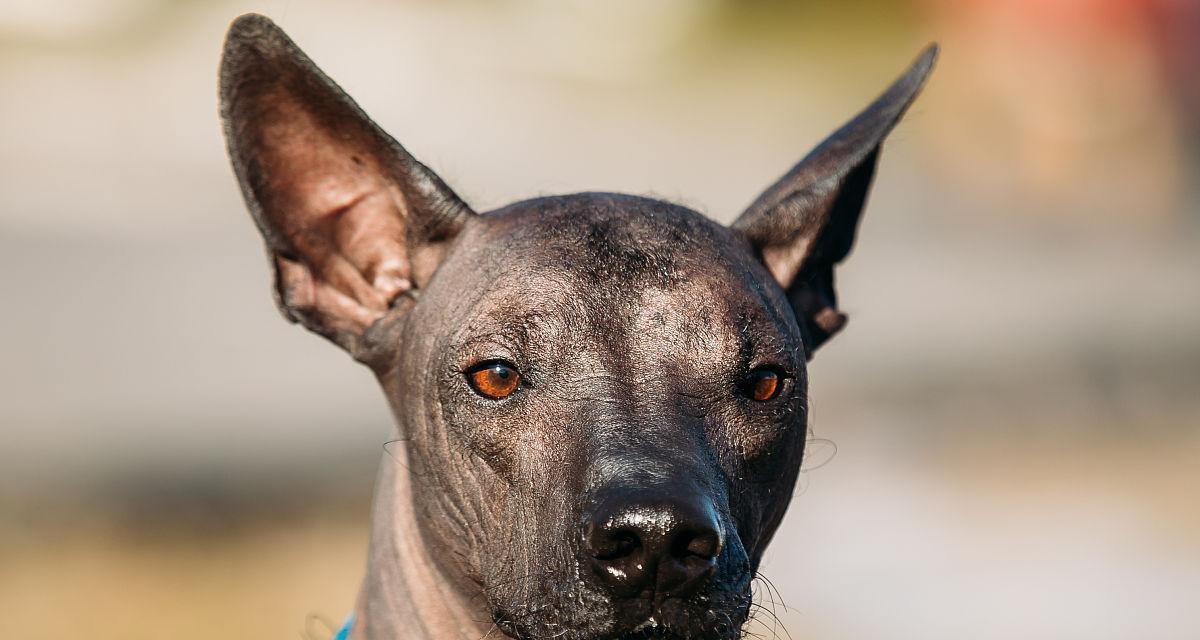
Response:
[443, 195, 802, 364]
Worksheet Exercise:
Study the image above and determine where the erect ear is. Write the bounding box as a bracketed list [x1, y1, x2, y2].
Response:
[733, 46, 937, 359]
[219, 14, 475, 362]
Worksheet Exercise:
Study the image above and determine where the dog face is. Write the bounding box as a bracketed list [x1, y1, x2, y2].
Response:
[219, 14, 933, 639]
[385, 195, 805, 638]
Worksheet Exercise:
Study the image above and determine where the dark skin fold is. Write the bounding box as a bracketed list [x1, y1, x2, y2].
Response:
[219, 14, 935, 640]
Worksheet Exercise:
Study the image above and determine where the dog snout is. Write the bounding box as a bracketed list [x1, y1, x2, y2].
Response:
[583, 491, 723, 599]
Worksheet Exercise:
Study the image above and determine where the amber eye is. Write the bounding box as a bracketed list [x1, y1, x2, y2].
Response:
[466, 361, 521, 400]
[744, 368, 783, 402]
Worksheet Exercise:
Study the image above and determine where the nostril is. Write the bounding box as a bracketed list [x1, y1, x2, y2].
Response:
[657, 525, 721, 598]
[592, 529, 640, 561]
[675, 528, 722, 562]
[587, 523, 654, 598]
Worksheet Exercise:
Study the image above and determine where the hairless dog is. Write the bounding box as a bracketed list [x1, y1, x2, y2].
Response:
[219, 14, 935, 640]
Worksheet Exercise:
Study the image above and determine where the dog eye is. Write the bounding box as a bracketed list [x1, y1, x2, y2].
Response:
[743, 367, 784, 402]
[466, 361, 521, 400]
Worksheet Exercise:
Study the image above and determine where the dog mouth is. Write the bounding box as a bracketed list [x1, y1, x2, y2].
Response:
[608, 602, 744, 640]
[494, 597, 748, 640]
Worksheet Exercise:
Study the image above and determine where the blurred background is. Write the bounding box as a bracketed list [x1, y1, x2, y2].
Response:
[2, 0, 1198, 638]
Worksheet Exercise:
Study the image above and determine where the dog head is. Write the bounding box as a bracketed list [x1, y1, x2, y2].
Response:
[220, 14, 933, 639]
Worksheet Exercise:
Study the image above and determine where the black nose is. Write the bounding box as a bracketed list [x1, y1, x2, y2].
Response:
[584, 493, 723, 599]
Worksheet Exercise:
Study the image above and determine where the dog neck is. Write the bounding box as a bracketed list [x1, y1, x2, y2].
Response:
[352, 443, 503, 639]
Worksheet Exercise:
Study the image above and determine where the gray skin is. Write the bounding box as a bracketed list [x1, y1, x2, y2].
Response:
[218, 14, 935, 640]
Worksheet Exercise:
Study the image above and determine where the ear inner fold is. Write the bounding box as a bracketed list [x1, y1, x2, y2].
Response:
[732, 45, 937, 358]
[219, 13, 474, 357]
[255, 92, 412, 313]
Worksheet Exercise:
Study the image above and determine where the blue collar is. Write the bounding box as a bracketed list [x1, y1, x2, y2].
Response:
[333, 615, 354, 640]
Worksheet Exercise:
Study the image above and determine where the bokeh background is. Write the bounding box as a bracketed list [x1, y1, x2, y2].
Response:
[2, 1, 1198, 638]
